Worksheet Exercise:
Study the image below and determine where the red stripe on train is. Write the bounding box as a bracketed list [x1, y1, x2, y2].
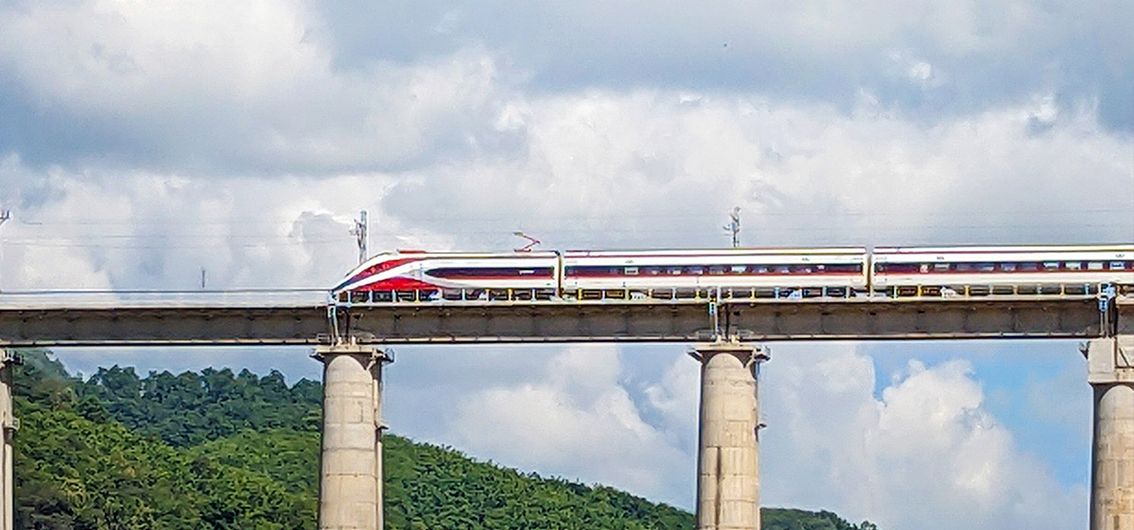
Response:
[352, 277, 442, 291]
[345, 258, 422, 285]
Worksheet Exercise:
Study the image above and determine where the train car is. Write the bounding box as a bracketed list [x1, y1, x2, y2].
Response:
[334, 250, 561, 302]
[871, 245, 1134, 297]
[561, 247, 869, 300]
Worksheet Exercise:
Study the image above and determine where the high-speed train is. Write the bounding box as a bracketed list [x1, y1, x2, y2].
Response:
[332, 245, 1134, 302]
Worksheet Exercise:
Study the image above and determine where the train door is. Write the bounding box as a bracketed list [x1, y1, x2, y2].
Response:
[406, 260, 432, 302]
[554, 252, 564, 300]
[689, 264, 706, 299]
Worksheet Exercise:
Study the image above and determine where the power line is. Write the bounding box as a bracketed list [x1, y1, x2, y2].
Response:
[4, 216, 1130, 241]
[3, 233, 355, 241]
[15, 213, 341, 226]
[5, 221, 1126, 247]
[14, 206, 1134, 227]
[0, 239, 353, 250]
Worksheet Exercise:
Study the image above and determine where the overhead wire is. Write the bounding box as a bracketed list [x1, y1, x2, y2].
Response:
[0, 239, 353, 250]
[2, 207, 1128, 253]
[15, 206, 1133, 227]
[4, 222, 1128, 240]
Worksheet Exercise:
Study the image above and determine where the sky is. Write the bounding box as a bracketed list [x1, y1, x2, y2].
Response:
[1, 1, 1133, 528]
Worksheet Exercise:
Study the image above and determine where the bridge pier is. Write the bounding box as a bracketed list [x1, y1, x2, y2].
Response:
[690, 341, 769, 530]
[0, 350, 15, 530]
[1087, 336, 1134, 530]
[314, 343, 390, 530]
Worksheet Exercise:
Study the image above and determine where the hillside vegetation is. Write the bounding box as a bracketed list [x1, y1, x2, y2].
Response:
[11, 349, 877, 530]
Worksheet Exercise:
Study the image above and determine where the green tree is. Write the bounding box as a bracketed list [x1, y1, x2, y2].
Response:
[11, 349, 880, 530]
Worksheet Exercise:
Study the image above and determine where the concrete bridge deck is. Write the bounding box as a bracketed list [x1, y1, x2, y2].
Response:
[0, 292, 1127, 346]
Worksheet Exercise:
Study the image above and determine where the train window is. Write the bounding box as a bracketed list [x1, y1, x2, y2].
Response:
[687, 266, 705, 275]
[876, 263, 918, 273]
[731, 265, 747, 273]
[919, 264, 930, 273]
[1043, 262, 1059, 270]
[709, 265, 726, 274]
[1020, 262, 1040, 271]
[430, 267, 554, 278]
[793, 265, 813, 273]
[933, 263, 950, 272]
[1001, 263, 1017, 272]
[753, 265, 770, 273]
[979, 263, 995, 272]
[1066, 262, 1083, 271]
[644, 266, 662, 275]
[668, 266, 683, 275]
[775, 265, 791, 274]
[825, 264, 861, 273]
[1110, 261, 1127, 270]
[1088, 262, 1105, 271]
[624, 266, 639, 276]
[956, 263, 974, 272]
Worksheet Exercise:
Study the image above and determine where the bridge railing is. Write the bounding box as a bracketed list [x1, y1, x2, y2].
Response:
[0, 285, 1120, 311]
[332, 283, 1115, 307]
[0, 289, 331, 309]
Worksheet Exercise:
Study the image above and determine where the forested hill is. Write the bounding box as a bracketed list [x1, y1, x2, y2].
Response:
[11, 349, 877, 530]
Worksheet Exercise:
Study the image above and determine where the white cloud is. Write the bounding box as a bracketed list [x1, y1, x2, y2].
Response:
[760, 345, 1086, 530]
[443, 345, 691, 504]
[888, 50, 945, 89]
[643, 350, 701, 447]
[409, 342, 1086, 530]
[0, 1, 516, 173]
[0, 160, 461, 290]
[312, 0, 1133, 130]
[384, 90, 1132, 249]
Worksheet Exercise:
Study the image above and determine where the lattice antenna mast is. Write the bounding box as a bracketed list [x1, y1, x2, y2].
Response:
[350, 210, 369, 264]
[723, 207, 741, 248]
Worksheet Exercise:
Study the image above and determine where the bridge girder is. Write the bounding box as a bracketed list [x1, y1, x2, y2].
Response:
[0, 296, 1122, 347]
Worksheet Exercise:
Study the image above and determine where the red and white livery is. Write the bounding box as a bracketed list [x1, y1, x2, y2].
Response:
[333, 244, 1134, 302]
[334, 251, 560, 301]
[561, 247, 867, 298]
[872, 245, 1134, 296]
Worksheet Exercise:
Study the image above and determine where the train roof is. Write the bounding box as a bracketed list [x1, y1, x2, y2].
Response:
[564, 247, 866, 257]
[873, 244, 1133, 254]
[384, 250, 560, 257]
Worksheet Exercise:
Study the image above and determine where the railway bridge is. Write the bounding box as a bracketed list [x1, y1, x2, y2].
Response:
[0, 290, 1131, 530]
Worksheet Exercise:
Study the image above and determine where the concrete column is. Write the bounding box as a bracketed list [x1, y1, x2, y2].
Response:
[1087, 336, 1134, 530]
[0, 350, 16, 530]
[691, 341, 769, 530]
[315, 343, 390, 530]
